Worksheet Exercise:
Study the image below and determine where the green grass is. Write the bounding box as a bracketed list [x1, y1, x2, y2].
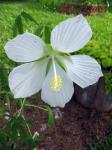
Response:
[0, 1, 112, 68]
[81, 13, 112, 68]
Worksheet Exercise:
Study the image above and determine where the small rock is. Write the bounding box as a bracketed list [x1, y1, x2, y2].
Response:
[4, 112, 10, 120]
[74, 77, 112, 112]
[74, 80, 98, 109]
[94, 78, 112, 112]
[40, 124, 47, 132]
[33, 131, 39, 138]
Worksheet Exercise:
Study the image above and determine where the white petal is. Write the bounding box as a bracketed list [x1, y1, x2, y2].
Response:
[41, 63, 74, 107]
[51, 14, 92, 53]
[61, 55, 103, 88]
[9, 60, 48, 98]
[5, 32, 46, 62]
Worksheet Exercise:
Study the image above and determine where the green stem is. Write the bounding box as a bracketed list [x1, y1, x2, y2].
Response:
[18, 99, 32, 136]
[22, 115, 32, 136]
[18, 98, 26, 116]
[25, 104, 48, 112]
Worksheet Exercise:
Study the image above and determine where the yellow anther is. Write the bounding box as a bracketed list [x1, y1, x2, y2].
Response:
[50, 75, 62, 92]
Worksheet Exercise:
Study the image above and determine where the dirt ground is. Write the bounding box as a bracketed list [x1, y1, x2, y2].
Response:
[23, 97, 112, 150]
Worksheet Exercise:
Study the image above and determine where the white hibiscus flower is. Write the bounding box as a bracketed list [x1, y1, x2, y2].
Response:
[5, 14, 103, 107]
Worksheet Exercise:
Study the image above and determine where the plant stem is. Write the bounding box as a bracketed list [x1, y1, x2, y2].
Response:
[18, 98, 26, 116]
[25, 104, 48, 112]
[22, 115, 32, 136]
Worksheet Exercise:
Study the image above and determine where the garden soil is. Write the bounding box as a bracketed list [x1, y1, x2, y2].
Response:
[24, 97, 112, 150]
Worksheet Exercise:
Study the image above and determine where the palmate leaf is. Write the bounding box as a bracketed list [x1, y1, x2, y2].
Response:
[13, 15, 23, 36]
[15, 15, 23, 34]
[21, 11, 38, 25]
[13, 11, 38, 37]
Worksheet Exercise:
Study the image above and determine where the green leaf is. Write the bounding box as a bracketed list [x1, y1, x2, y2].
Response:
[48, 107, 54, 128]
[15, 15, 23, 34]
[0, 131, 8, 150]
[24, 136, 43, 150]
[102, 58, 112, 68]
[21, 11, 38, 25]
[26, 119, 33, 126]
[43, 26, 51, 43]
[11, 127, 18, 143]
[35, 25, 44, 37]
[19, 127, 28, 140]
[0, 107, 5, 117]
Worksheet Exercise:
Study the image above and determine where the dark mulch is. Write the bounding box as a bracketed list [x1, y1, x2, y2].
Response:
[23, 97, 112, 150]
[60, 4, 107, 16]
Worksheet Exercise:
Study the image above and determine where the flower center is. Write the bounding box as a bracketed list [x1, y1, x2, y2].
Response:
[50, 75, 62, 92]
